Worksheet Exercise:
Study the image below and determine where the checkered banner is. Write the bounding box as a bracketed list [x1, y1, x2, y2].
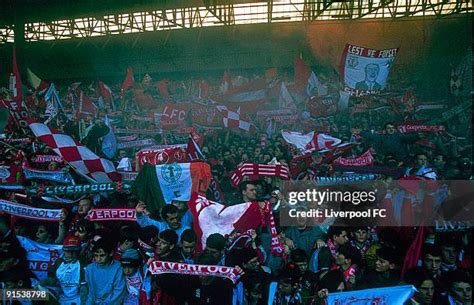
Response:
[215, 105, 256, 132]
[28, 120, 120, 182]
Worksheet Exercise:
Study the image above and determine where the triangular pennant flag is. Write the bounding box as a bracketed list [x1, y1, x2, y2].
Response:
[44, 84, 62, 124]
[294, 55, 311, 93]
[307, 71, 328, 97]
[102, 115, 117, 159]
[278, 81, 296, 109]
[121, 67, 135, 93]
[26, 68, 42, 89]
[98, 81, 113, 105]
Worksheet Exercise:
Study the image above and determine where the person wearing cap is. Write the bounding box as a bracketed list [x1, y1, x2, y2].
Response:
[39, 234, 89, 304]
[120, 249, 152, 305]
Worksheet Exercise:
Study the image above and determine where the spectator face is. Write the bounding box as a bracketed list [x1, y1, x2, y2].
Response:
[433, 155, 446, 168]
[417, 279, 435, 305]
[35, 225, 52, 243]
[242, 184, 257, 201]
[278, 279, 297, 295]
[375, 257, 393, 273]
[423, 254, 441, 275]
[63, 249, 79, 263]
[416, 154, 428, 168]
[120, 239, 135, 251]
[122, 265, 138, 276]
[441, 245, 458, 265]
[270, 191, 279, 204]
[155, 237, 173, 255]
[181, 240, 196, 257]
[205, 247, 222, 261]
[74, 226, 89, 241]
[295, 261, 308, 273]
[243, 257, 261, 272]
[48, 162, 58, 171]
[333, 231, 349, 247]
[241, 153, 249, 162]
[78, 199, 92, 216]
[94, 248, 111, 265]
[335, 253, 350, 269]
[451, 282, 472, 304]
[353, 229, 369, 244]
[164, 212, 181, 230]
[385, 124, 397, 135]
[263, 154, 271, 162]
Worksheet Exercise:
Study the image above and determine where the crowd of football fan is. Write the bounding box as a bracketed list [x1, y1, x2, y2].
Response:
[0, 70, 472, 305]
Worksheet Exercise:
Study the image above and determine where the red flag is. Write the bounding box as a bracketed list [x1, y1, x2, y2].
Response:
[190, 128, 204, 147]
[186, 135, 205, 162]
[11, 47, 23, 104]
[156, 80, 170, 100]
[121, 67, 134, 93]
[98, 81, 113, 104]
[294, 56, 311, 93]
[401, 226, 425, 278]
[76, 88, 97, 119]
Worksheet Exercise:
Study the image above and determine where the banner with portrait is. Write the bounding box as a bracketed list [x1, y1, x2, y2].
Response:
[340, 44, 398, 96]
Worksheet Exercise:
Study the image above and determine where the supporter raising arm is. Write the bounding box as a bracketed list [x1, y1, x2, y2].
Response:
[135, 201, 190, 239]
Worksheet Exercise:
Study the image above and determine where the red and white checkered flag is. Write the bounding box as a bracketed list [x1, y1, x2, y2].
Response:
[216, 105, 256, 133]
[28, 120, 120, 182]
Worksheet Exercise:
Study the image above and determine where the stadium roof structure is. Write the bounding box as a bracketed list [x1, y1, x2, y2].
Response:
[0, 0, 267, 25]
[0, 0, 471, 93]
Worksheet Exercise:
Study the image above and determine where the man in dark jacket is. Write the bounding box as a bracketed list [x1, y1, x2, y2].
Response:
[357, 247, 401, 289]
[355, 122, 419, 159]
